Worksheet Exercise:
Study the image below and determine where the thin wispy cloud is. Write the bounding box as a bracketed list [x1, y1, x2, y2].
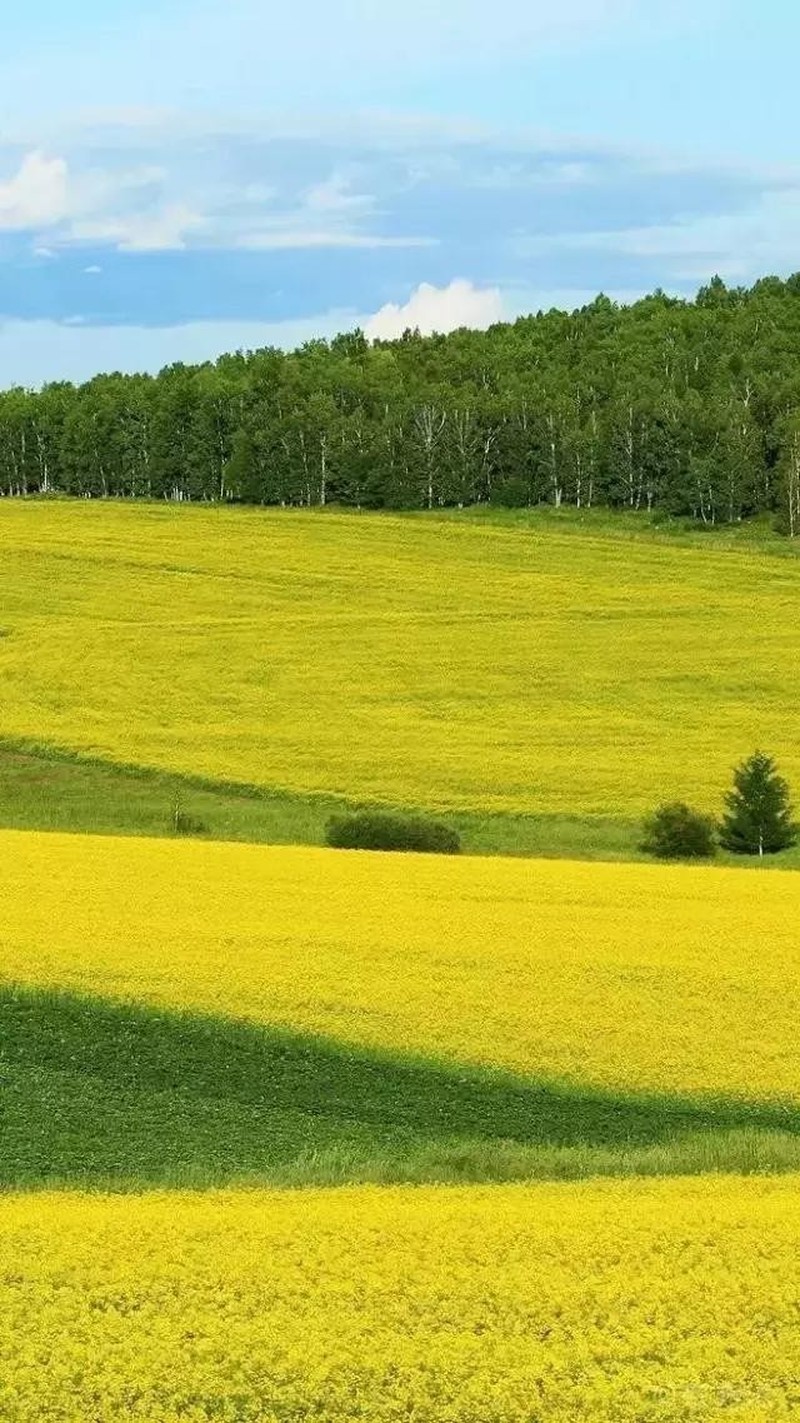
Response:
[0, 0, 797, 385]
[512, 187, 800, 284]
[239, 232, 436, 251]
[3, 121, 790, 265]
[0, 2, 705, 121]
[0, 140, 441, 255]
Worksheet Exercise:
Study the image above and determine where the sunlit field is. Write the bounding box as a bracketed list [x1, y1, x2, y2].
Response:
[3, 1177, 800, 1423]
[3, 830, 800, 1101]
[5, 829, 800, 1415]
[5, 502, 800, 1421]
[2, 500, 800, 820]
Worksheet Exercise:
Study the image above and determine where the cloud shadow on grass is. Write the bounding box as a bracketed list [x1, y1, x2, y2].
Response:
[2, 983, 798, 1190]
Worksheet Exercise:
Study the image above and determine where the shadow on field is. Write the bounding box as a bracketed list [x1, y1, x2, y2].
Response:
[3, 983, 799, 1190]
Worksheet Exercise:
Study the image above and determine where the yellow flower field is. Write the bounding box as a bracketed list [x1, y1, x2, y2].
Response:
[2, 1176, 800, 1422]
[4, 826, 800, 1416]
[6, 507, 800, 1420]
[2, 500, 800, 817]
[2, 828, 799, 1100]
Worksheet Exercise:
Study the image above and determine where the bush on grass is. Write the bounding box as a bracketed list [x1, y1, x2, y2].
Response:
[326, 811, 461, 855]
[641, 802, 716, 860]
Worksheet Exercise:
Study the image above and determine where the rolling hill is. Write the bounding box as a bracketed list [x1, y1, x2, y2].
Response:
[5, 501, 800, 1421]
[1, 501, 800, 850]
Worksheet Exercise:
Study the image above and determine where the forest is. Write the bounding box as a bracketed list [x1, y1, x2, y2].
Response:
[4, 274, 800, 531]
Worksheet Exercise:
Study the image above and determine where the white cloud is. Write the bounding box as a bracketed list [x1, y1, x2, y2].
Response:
[240, 230, 434, 250]
[537, 161, 594, 185]
[0, 280, 726, 392]
[0, 148, 203, 252]
[237, 167, 432, 251]
[0, 143, 433, 253]
[0, 151, 69, 230]
[365, 279, 506, 339]
[3, 120, 782, 270]
[71, 202, 204, 252]
[305, 172, 372, 213]
[0, 287, 510, 388]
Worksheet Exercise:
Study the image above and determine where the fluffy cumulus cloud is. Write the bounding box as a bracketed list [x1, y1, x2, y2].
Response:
[365, 280, 505, 339]
[0, 146, 203, 252]
[0, 152, 69, 230]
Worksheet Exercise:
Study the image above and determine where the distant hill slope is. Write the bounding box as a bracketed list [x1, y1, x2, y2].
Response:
[1, 501, 800, 822]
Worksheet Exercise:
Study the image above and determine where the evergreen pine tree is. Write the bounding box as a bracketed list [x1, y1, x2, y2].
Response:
[719, 751, 798, 857]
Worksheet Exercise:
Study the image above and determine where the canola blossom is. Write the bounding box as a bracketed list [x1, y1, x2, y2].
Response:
[2, 500, 800, 817]
[2, 1176, 800, 1422]
[2, 829, 799, 1100]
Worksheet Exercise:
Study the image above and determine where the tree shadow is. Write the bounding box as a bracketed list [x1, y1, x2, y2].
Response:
[2, 983, 798, 1188]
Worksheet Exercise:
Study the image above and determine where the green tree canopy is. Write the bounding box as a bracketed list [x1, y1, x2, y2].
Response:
[5, 272, 800, 529]
[719, 752, 798, 857]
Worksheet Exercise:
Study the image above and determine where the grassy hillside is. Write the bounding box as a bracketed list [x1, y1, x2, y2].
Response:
[4, 1178, 800, 1421]
[0, 738, 647, 861]
[3, 829, 800, 1190]
[13, 983, 799, 1190]
[2, 501, 800, 845]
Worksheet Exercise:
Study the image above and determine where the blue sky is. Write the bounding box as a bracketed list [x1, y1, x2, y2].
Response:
[2, 1, 800, 385]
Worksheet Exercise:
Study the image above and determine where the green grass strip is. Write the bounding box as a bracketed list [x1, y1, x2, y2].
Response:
[3, 984, 800, 1192]
[3, 738, 800, 867]
[0, 738, 643, 860]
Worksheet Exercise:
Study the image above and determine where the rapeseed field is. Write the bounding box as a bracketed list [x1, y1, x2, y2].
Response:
[2, 500, 800, 819]
[4, 830, 800, 1414]
[5, 504, 800, 1419]
[3, 1177, 800, 1422]
[3, 830, 798, 1101]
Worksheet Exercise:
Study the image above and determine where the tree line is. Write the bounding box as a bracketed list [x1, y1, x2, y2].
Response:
[5, 274, 800, 530]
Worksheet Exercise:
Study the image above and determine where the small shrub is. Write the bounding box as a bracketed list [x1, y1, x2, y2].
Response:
[174, 811, 208, 837]
[641, 802, 716, 860]
[326, 811, 461, 855]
